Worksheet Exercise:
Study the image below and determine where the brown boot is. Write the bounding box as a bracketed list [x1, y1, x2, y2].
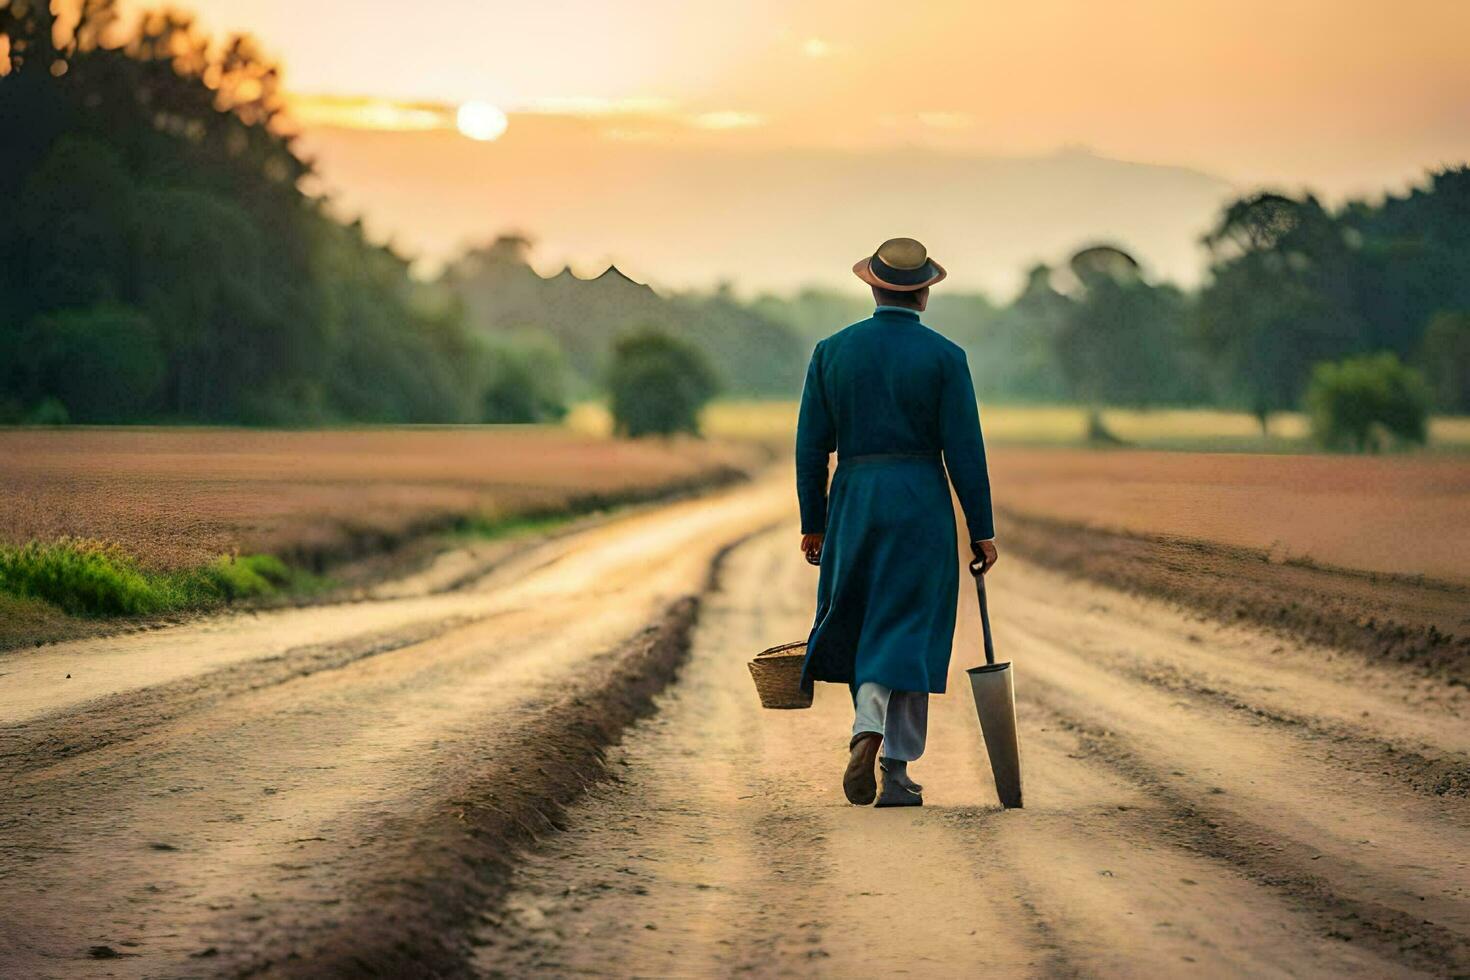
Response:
[844, 732, 882, 805]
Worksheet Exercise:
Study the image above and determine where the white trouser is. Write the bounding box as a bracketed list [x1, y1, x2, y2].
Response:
[852, 681, 928, 762]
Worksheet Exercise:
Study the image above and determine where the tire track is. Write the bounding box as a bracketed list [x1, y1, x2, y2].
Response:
[1, 614, 490, 780]
[0, 477, 794, 979]
[999, 508, 1470, 687]
[1085, 649, 1470, 800]
[1022, 690, 1470, 977]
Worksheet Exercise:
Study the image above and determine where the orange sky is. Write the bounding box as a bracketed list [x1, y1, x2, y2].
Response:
[100, 0, 1470, 291]
[131, 0, 1470, 195]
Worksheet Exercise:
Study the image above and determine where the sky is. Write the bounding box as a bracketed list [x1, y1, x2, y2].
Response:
[120, 0, 1470, 291]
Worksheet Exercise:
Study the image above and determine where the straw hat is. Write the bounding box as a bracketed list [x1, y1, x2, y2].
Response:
[853, 237, 947, 291]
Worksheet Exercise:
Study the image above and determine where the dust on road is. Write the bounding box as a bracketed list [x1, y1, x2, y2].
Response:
[0, 477, 789, 977]
[481, 522, 1469, 978]
[2, 474, 1467, 978]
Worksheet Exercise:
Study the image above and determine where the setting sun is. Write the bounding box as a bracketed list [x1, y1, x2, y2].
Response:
[455, 100, 507, 141]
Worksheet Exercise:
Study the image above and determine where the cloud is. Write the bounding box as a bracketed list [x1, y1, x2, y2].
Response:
[692, 111, 765, 130]
[290, 91, 765, 141]
[287, 94, 450, 132]
[517, 96, 678, 116]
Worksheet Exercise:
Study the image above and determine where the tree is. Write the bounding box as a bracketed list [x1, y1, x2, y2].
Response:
[1305, 353, 1431, 453]
[1052, 245, 1197, 438]
[0, 2, 492, 425]
[1196, 193, 1368, 432]
[749, 287, 869, 347]
[1417, 312, 1470, 413]
[607, 329, 719, 437]
[1344, 168, 1470, 358]
[672, 284, 806, 397]
[479, 333, 568, 423]
[985, 264, 1073, 402]
[24, 305, 165, 422]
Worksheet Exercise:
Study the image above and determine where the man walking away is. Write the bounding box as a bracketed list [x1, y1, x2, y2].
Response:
[796, 237, 998, 808]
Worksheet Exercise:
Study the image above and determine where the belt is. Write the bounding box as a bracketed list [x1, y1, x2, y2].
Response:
[838, 452, 941, 466]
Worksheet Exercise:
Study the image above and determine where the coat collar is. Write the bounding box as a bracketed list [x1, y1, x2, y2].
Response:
[873, 306, 921, 321]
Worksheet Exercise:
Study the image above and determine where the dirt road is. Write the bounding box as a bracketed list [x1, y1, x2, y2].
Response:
[478, 513, 1469, 976]
[3, 473, 1468, 978]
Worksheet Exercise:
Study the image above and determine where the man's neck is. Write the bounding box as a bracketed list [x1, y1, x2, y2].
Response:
[875, 304, 921, 316]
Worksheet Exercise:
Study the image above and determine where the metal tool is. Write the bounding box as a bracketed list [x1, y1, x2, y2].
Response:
[965, 559, 1023, 808]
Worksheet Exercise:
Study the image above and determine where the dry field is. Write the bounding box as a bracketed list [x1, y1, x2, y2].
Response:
[990, 448, 1470, 584]
[683, 400, 1470, 678]
[658, 400, 1470, 584]
[0, 427, 757, 571]
[984, 449, 1470, 686]
[8, 422, 1461, 585]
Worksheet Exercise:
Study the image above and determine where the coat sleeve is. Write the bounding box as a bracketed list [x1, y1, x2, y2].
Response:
[940, 349, 996, 542]
[795, 344, 836, 534]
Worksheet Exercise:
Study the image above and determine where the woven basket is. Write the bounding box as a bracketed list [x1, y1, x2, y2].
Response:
[747, 641, 812, 709]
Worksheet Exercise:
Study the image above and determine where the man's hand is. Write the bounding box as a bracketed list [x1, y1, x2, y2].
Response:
[800, 532, 824, 566]
[972, 539, 998, 575]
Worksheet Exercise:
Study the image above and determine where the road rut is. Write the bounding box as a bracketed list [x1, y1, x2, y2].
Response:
[0, 477, 788, 977]
[482, 520, 1468, 978]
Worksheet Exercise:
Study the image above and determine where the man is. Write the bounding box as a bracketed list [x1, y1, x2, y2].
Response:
[796, 237, 997, 808]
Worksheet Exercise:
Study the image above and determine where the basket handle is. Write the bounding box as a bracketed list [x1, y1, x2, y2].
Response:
[968, 558, 996, 666]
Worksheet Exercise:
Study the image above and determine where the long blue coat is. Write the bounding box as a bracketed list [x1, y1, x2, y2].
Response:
[796, 306, 994, 695]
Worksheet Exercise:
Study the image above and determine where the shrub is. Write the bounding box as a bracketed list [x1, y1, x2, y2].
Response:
[607, 328, 719, 438]
[480, 333, 568, 423]
[26, 397, 70, 425]
[1417, 311, 1470, 413]
[1305, 352, 1432, 452]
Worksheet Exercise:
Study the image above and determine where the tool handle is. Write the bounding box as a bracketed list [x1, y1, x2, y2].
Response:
[969, 558, 996, 666]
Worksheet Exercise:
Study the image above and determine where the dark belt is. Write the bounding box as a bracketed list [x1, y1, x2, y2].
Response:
[837, 452, 941, 466]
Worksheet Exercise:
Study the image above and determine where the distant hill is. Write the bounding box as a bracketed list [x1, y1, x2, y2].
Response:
[443, 235, 805, 395]
[297, 118, 1237, 295]
[445, 235, 665, 382]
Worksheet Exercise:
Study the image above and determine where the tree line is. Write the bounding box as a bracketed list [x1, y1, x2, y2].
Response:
[753, 171, 1469, 437]
[1, 2, 532, 425]
[2, 3, 1465, 440]
[0, 3, 803, 427]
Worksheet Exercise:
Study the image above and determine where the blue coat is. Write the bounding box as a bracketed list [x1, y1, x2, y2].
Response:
[796, 307, 994, 695]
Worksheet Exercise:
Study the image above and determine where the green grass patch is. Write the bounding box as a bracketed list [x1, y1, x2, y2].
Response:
[0, 539, 322, 619]
[452, 511, 581, 542]
[690, 399, 1470, 455]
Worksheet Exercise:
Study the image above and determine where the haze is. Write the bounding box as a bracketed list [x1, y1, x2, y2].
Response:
[125, 0, 1470, 292]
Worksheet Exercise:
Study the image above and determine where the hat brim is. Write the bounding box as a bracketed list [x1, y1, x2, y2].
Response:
[853, 256, 947, 291]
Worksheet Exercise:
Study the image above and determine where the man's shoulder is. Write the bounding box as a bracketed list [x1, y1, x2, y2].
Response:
[890, 318, 970, 361]
[825, 316, 879, 340]
[923, 323, 969, 363]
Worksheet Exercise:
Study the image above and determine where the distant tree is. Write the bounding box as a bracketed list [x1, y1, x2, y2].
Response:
[1417, 312, 1470, 413]
[673, 284, 806, 396]
[24, 305, 165, 422]
[749, 287, 870, 346]
[1001, 264, 1074, 399]
[480, 333, 568, 423]
[1053, 245, 1196, 437]
[1305, 352, 1431, 452]
[607, 329, 719, 437]
[27, 398, 72, 425]
[1196, 193, 1367, 432]
[1343, 168, 1470, 357]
